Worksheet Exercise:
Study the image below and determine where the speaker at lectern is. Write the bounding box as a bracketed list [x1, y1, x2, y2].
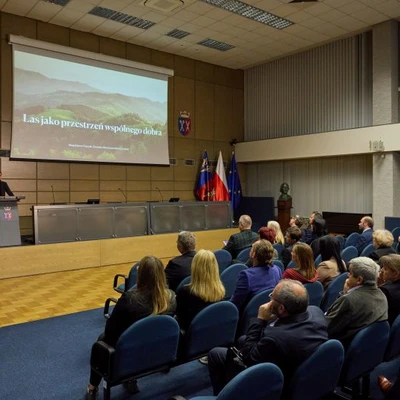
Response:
[0, 195, 24, 247]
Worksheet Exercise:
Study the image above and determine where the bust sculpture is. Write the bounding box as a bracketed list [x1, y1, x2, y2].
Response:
[279, 182, 292, 201]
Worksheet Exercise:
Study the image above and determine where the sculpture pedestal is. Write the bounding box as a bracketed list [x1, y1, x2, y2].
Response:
[277, 199, 292, 232]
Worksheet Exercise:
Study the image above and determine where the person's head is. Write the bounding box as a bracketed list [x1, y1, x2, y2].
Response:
[269, 279, 309, 318]
[189, 249, 225, 302]
[312, 217, 327, 237]
[267, 220, 284, 244]
[289, 215, 302, 228]
[319, 235, 345, 273]
[309, 211, 321, 225]
[239, 215, 252, 231]
[347, 257, 379, 289]
[280, 182, 289, 194]
[292, 242, 315, 279]
[359, 216, 374, 231]
[136, 255, 170, 314]
[250, 239, 274, 266]
[258, 227, 276, 244]
[379, 254, 400, 283]
[372, 229, 394, 249]
[285, 226, 302, 245]
[177, 231, 196, 254]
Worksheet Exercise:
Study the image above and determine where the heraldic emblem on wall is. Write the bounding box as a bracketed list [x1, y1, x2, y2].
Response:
[178, 111, 191, 136]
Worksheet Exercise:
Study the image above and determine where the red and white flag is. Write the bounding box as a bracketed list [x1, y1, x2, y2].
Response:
[213, 151, 229, 201]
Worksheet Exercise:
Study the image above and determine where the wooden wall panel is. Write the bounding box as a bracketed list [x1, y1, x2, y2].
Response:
[195, 82, 215, 141]
[127, 165, 151, 181]
[70, 164, 99, 180]
[37, 162, 69, 179]
[99, 37, 126, 58]
[37, 21, 69, 45]
[1, 121, 11, 149]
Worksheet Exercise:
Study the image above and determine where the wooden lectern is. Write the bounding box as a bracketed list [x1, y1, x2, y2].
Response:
[0, 196, 22, 246]
[277, 198, 292, 232]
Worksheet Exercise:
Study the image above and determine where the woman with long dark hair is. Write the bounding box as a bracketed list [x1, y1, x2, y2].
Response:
[317, 235, 346, 289]
[86, 256, 176, 399]
[282, 242, 318, 283]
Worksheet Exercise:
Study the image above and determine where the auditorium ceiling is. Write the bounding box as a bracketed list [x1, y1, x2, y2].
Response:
[1, 0, 399, 69]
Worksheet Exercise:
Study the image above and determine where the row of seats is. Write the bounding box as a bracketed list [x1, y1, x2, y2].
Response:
[92, 310, 400, 400]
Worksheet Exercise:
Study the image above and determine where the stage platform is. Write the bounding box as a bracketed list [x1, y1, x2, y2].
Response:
[0, 228, 237, 279]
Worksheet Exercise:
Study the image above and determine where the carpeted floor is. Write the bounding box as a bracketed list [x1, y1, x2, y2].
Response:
[0, 308, 212, 400]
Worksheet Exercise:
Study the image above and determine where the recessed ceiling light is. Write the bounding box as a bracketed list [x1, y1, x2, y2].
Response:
[166, 29, 191, 39]
[197, 38, 235, 52]
[45, 0, 70, 5]
[89, 6, 155, 30]
[200, 0, 293, 29]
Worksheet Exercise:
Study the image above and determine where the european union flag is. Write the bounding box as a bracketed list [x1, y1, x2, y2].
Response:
[227, 152, 241, 210]
[195, 151, 213, 201]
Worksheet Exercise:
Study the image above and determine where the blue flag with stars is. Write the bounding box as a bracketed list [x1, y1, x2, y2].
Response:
[227, 152, 241, 210]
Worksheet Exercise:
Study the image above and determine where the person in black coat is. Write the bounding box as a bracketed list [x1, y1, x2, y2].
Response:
[370, 230, 396, 261]
[379, 254, 400, 325]
[165, 231, 196, 291]
[0, 172, 14, 196]
[86, 256, 176, 399]
[208, 280, 328, 395]
[175, 249, 225, 331]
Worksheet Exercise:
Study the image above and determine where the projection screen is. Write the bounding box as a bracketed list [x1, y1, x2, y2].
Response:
[10, 37, 172, 165]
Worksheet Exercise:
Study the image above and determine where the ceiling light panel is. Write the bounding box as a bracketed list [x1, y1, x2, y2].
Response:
[45, 0, 70, 6]
[89, 6, 156, 30]
[197, 38, 235, 51]
[166, 29, 191, 39]
[200, 0, 293, 29]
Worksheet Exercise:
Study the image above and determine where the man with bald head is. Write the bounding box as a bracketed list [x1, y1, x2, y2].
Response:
[208, 279, 328, 395]
[223, 214, 258, 259]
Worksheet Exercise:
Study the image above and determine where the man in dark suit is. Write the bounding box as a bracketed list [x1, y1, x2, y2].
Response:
[326, 256, 388, 349]
[208, 280, 328, 395]
[223, 215, 258, 259]
[355, 216, 374, 254]
[0, 172, 14, 196]
[165, 231, 196, 291]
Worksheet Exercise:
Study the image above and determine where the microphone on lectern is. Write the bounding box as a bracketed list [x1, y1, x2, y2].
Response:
[118, 188, 127, 203]
[155, 187, 164, 202]
[51, 185, 56, 204]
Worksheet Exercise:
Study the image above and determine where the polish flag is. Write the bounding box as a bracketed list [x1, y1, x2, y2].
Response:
[213, 151, 229, 201]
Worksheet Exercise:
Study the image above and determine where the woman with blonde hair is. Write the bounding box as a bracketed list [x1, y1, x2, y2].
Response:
[370, 229, 396, 261]
[176, 249, 225, 330]
[267, 220, 285, 246]
[378, 254, 400, 325]
[86, 256, 176, 398]
[282, 242, 318, 283]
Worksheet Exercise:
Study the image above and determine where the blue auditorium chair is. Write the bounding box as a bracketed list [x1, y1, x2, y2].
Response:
[320, 272, 348, 312]
[181, 301, 238, 361]
[175, 275, 191, 293]
[336, 235, 345, 251]
[391, 227, 400, 249]
[113, 261, 140, 293]
[236, 247, 251, 263]
[273, 260, 285, 272]
[359, 243, 375, 257]
[214, 249, 232, 274]
[288, 339, 344, 400]
[273, 243, 284, 258]
[384, 314, 400, 362]
[344, 232, 360, 249]
[169, 362, 284, 400]
[238, 288, 272, 337]
[341, 246, 358, 266]
[220, 263, 247, 300]
[304, 281, 324, 307]
[338, 320, 390, 398]
[314, 254, 322, 267]
[287, 260, 296, 269]
[90, 315, 180, 400]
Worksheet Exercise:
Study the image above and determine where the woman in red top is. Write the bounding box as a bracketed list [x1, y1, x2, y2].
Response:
[282, 242, 318, 283]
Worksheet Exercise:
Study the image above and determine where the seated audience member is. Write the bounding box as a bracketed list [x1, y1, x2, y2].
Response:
[325, 257, 388, 349]
[282, 242, 318, 283]
[245, 227, 279, 266]
[267, 220, 285, 245]
[86, 256, 176, 399]
[165, 231, 196, 291]
[302, 211, 322, 244]
[317, 235, 346, 289]
[230, 240, 282, 311]
[281, 226, 302, 268]
[379, 254, 400, 325]
[310, 217, 328, 259]
[208, 280, 328, 395]
[223, 215, 258, 259]
[355, 216, 374, 255]
[378, 372, 400, 400]
[370, 230, 396, 261]
[175, 250, 225, 331]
